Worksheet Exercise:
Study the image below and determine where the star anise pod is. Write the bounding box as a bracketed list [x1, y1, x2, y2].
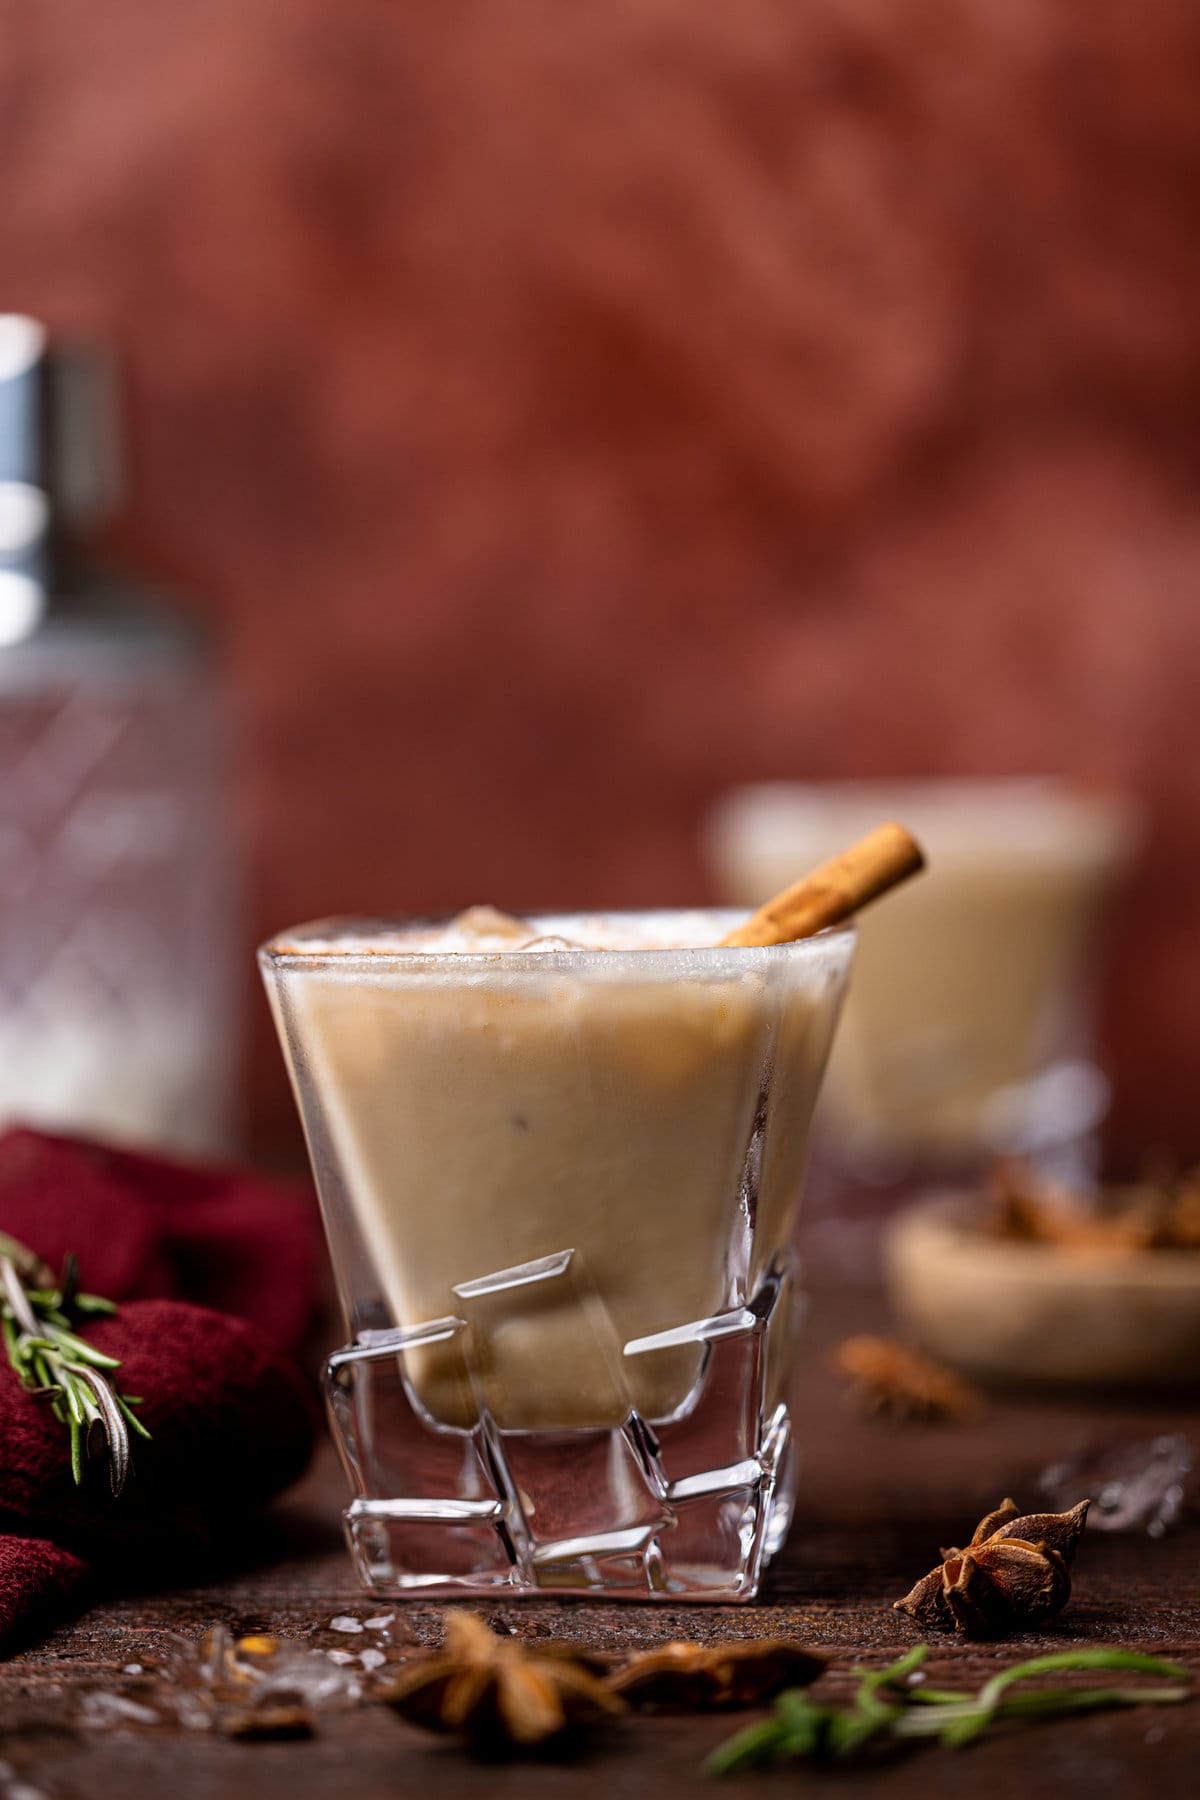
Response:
[985, 1158, 1200, 1253]
[832, 1335, 982, 1423]
[894, 1497, 1091, 1637]
[609, 1638, 826, 1709]
[381, 1612, 624, 1749]
[1143, 1163, 1200, 1249]
[985, 1159, 1097, 1244]
[1162, 1176, 1200, 1248]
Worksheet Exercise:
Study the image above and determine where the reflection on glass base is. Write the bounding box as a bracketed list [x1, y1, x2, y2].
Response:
[325, 1259, 799, 1601]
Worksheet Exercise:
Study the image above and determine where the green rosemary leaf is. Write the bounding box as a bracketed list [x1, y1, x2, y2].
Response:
[828, 1707, 891, 1758]
[706, 1646, 1193, 1774]
[45, 1327, 122, 1370]
[61, 1373, 86, 1427]
[703, 1714, 792, 1776]
[976, 1648, 1190, 1708]
[0, 1234, 149, 1496]
[115, 1394, 153, 1440]
[999, 1686, 1190, 1716]
[931, 1683, 1191, 1748]
[73, 1294, 118, 1316]
[774, 1691, 833, 1757]
[75, 1379, 101, 1426]
[853, 1645, 929, 1692]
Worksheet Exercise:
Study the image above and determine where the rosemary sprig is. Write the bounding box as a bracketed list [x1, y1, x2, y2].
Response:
[705, 1645, 1192, 1774]
[0, 1232, 148, 1497]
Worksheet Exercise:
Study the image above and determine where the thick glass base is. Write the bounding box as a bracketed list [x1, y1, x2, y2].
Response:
[325, 1259, 800, 1601]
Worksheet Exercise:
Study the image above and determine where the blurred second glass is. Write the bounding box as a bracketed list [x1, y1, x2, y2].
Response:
[705, 779, 1141, 1188]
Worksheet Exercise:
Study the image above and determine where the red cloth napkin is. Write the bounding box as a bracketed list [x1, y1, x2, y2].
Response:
[0, 1128, 323, 1654]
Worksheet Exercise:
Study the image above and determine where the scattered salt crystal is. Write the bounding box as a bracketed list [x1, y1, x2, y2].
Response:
[1039, 1434, 1194, 1535]
[364, 1614, 394, 1631]
[359, 1649, 386, 1672]
[158, 1627, 366, 1716]
[79, 1691, 161, 1728]
[329, 1616, 364, 1634]
[122, 1663, 144, 1675]
[172, 1693, 215, 1731]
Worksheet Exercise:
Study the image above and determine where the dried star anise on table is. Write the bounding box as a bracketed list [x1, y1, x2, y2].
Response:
[609, 1638, 825, 1709]
[894, 1497, 1091, 1637]
[986, 1157, 1200, 1252]
[381, 1612, 623, 1749]
[832, 1335, 982, 1423]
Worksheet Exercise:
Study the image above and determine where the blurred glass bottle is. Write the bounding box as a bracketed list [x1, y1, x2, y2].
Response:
[0, 315, 239, 1153]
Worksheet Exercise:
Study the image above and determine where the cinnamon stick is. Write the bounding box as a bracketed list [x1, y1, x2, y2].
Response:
[719, 821, 924, 947]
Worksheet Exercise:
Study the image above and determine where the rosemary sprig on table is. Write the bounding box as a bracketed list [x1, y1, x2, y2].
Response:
[0, 1231, 149, 1497]
[706, 1645, 1192, 1773]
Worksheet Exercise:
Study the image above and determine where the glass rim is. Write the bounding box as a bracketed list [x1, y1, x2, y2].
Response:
[707, 777, 1141, 844]
[706, 779, 1143, 874]
[709, 774, 1135, 809]
[258, 908, 857, 973]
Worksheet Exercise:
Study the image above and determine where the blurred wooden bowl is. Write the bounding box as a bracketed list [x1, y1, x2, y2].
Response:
[884, 1194, 1200, 1389]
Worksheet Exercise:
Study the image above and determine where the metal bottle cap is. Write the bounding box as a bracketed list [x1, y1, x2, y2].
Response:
[0, 315, 123, 646]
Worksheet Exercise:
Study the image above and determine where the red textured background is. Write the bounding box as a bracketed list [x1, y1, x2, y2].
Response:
[3, 1, 1199, 1158]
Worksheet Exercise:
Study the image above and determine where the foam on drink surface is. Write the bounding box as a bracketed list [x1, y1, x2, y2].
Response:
[273, 905, 735, 957]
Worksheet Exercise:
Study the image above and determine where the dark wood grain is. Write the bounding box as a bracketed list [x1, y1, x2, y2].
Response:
[2, 1290, 1197, 1799]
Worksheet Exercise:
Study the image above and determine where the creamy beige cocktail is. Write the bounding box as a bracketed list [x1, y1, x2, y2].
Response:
[707, 783, 1138, 1167]
[262, 908, 852, 1431]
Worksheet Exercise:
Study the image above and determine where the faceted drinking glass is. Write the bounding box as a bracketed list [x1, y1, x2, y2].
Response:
[260, 910, 853, 1601]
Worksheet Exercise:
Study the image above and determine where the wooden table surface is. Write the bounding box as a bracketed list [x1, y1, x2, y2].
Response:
[2, 1288, 1197, 1800]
